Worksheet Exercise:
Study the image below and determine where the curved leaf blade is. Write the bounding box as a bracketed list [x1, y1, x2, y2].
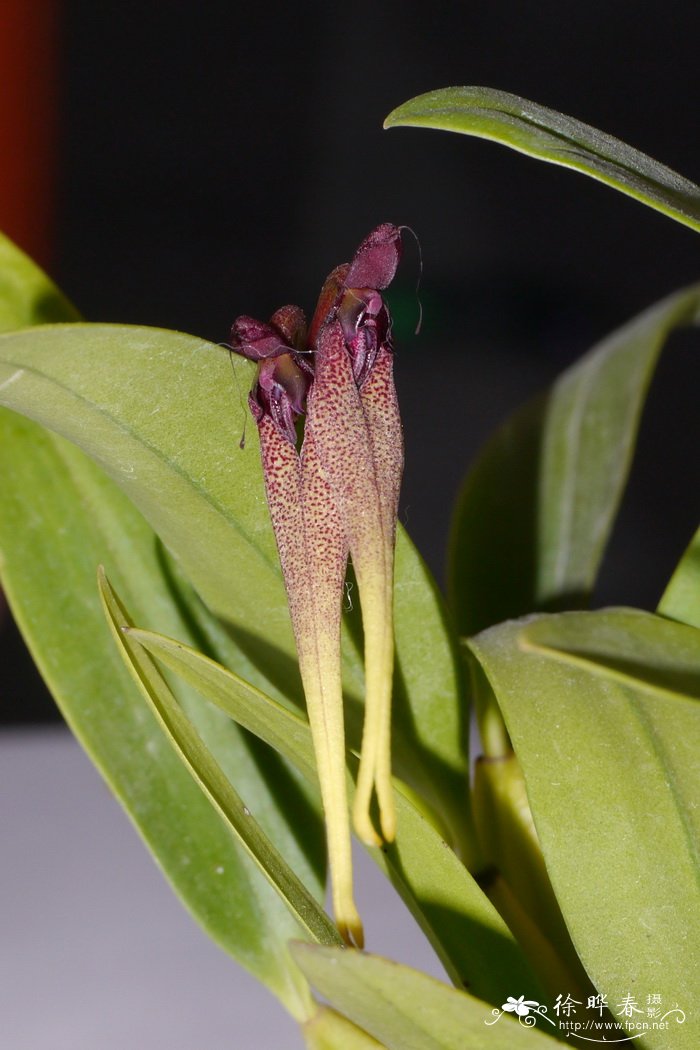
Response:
[98, 570, 340, 948]
[0, 418, 324, 1015]
[0, 322, 286, 653]
[469, 615, 700, 1049]
[0, 321, 469, 845]
[292, 945, 559, 1050]
[390, 537, 471, 855]
[522, 606, 700, 703]
[0, 231, 324, 1013]
[385, 87, 700, 234]
[658, 525, 700, 628]
[449, 284, 700, 634]
[304, 1006, 387, 1050]
[126, 626, 542, 1005]
[0, 230, 79, 330]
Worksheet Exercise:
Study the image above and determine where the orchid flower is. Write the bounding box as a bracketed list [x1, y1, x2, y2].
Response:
[230, 225, 404, 945]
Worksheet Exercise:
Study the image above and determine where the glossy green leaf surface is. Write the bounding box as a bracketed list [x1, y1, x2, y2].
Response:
[0, 417, 323, 1015]
[0, 233, 323, 1015]
[658, 525, 700, 628]
[128, 627, 542, 1004]
[469, 614, 699, 1049]
[0, 231, 79, 329]
[385, 87, 700, 234]
[99, 570, 339, 947]
[304, 1006, 387, 1050]
[0, 321, 468, 844]
[292, 945, 559, 1050]
[448, 284, 700, 634]
[522, 606, 700, 703]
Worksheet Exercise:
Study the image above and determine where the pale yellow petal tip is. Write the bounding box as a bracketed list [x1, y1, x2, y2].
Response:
[352, 799, 383, 849]
[376, 773, 396, 843]
[353, 779, 396, 847]
[379, 804, 396, 844]
[336, 904, 365, 949]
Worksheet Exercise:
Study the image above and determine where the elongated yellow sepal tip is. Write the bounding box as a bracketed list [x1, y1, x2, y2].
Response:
[378, 797, 396, 844]
[336, 903, 365, 949]
[352, 774, 396, 846]
[376, 746, 397, 842]
[352, 795, 383, 849]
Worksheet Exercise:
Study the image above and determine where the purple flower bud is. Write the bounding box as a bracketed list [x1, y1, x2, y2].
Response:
[309, 223, 401, 386]
[336, 286, 390, 387]
[231, 306, 310, 445]
[343, 222, 402, 290]
[230, 317, 285, 361]
[250, 352, 309, 445]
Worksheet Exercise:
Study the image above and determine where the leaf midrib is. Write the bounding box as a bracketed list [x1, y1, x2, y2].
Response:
[395, 91, 700, 211]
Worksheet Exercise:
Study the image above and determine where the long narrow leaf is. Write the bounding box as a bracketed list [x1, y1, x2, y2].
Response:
[126, 625, 543, 1005]
[385, 87, 700, 234]
[658, 525, 700, 628]
[98, 570, 340, 948]
[0, 231, 324, 1015]
[0, 417, 325, 1015]
[0, 230, 79, 329]
[449, 284, 700, 634]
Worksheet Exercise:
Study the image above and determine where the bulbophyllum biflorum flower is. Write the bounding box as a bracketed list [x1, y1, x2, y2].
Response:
[230, 224, 404, 946]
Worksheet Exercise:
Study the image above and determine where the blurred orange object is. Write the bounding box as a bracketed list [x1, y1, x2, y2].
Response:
[0, 3, 59, 268]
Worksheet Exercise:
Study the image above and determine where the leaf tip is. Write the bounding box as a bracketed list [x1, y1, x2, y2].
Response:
[383, 103, 406, 130]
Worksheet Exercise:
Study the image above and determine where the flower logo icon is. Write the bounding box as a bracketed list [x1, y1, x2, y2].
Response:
[502, 996, 540, 1017]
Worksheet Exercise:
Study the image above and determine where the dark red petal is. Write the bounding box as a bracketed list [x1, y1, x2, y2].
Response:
[269, 304, 307, 350]
[253, 354, 309, 445]
[230, 315, 292, 362]
[344, 223, 402, 290]
[308, 264, 349, 347]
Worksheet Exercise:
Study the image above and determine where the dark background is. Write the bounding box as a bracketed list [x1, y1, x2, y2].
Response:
[3, 0, 700, 723]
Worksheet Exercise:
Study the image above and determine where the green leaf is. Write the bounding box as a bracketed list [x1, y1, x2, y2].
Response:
[127, 629, 318, 779]
[658, 525, 700, 628]
[126, 626, 542, 1005]
[0, 321, 468, 846]
[448, 284, 700, 634]
[469, 613, 700, 1049]
[384, 87, 700, 234]
[470, 750, 592, 1002]
[291, 945, 560, 1050]
[0, 417, 325, 1016]
[0, 323, 289, 660]
[0, 231, 327, 1015]
[521, 606, 700, 703]
[304, 1006, 387, 1050]
[0, 230, 79, 331]
[388, 539, 471, 856]
[98, 569, 340, 948]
